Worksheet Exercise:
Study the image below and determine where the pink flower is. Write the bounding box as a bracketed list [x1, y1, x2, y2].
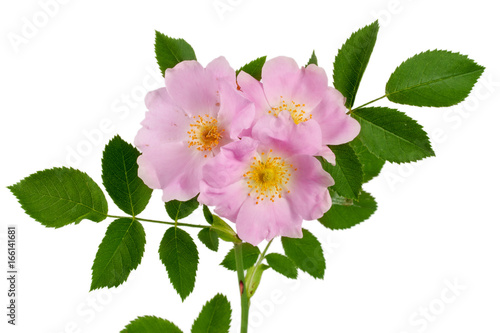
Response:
[199, 114, 334, 245]
[237, 56, 360, 163]
[135, 57, 255, 202]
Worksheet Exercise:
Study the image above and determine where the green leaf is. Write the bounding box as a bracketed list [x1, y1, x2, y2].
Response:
[236, 56, 267, 81]
[349, 137, 385, 183]
[191, 294, 232, 333]
[282, 229, 325, 279]
[319, 145, 363, 199]
[245, 264, 269, 298]
[102, 135, 152, 216]
[265, 253, 298, 279]
[198, 228, 219, 252]
[386, 50, 485, 107]
[90, 218, 145, 290]
[333, 21, 379, 109]
[121, 315, 183, 333]
[306, 50, 318, 66]
[159, 227, 199, 301]
[220, 243, 260, 271]
[203, 205, 214, 225]
[351, 107, 434, 163]
[155, 31, 196, 76]
[8, 167, 107, 228]
[319, 190, 377, 230]
[165, 196, 199, 221]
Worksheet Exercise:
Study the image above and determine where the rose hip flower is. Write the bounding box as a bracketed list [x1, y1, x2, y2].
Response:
[135, 57, 255, 202]
[199, 114, 334, 245]
[237, 56, 360, 163]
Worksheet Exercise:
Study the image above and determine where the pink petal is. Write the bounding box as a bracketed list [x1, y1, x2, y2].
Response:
[261, 57, 328, 112]
[261, 56, 302, 106]
[201, 137, 258, 189]
[135, 88, 191, 148]
[217, 80, 255, 140]
[317, 146, 336, 165]
[137, 142, 204, 201]
[312, 87, 361, 145]
[199, 180, 248, 222]
[161, 165, 203, 202]
[286, 155, 334, 220]
[237, 71, 271, 118]
[251, 111, 322, 156]
[206, 56, 236, 82]
[199, 137, 258, 221]
[290, 64, 329, 111]
[137, 154, 161, 189]
[235, 198, 302, 246]
[164, 61, 220, 116]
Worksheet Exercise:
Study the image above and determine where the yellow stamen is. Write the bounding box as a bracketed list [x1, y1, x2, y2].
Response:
[268, 96, 312, 124]
[187, 114, 224, 157]
[243, 150, 296, 204]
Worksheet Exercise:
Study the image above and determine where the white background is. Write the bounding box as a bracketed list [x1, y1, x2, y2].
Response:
[1, 0, 499, 332]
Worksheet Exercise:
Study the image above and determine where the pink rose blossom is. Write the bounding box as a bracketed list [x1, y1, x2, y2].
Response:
[237, 56, 361, 163]
[135, 57, 255, 202]
[199, 114, 334, 245]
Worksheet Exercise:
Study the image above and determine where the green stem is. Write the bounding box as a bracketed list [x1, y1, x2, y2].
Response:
[234, 242, 249, 333]
[106, 215, 206, 229]
[349, 94, 388, 113]
[246, 239, 274, 294]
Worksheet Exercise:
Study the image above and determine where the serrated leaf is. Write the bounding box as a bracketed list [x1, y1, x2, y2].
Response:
[319, 190, 377, 230]
[191, 294, 232, 333]
[334, 21, 379, 109]
[8, 167, 107, 228]
[198, 228, 219, 252]
[319, 145, 363, 199]
[159, 227, 199, 301]
[155, 31, 196, 76]
[121, 315, 183, 333]
[102, 135, 152, 216]
[165, 196, 199, 221]
[386, 50, 484, 107]
[282, 229, 325, 279]
[351, 107, 434, 163]
[236, 56, 267, 81]
[203, 205, 214, 225]
[220, 243, 260, 271]
[349, 137, 385, 183]
[245, 264, 269, 298]
[306, 50, 318, 66]
[91, 218, 145, 290]
[265, 253, 298, 279]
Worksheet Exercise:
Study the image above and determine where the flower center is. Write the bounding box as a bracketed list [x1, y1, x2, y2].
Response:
[243, 150, 297, 204]
[187, 114, 224, 157]
[268, 96, 312, 124]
